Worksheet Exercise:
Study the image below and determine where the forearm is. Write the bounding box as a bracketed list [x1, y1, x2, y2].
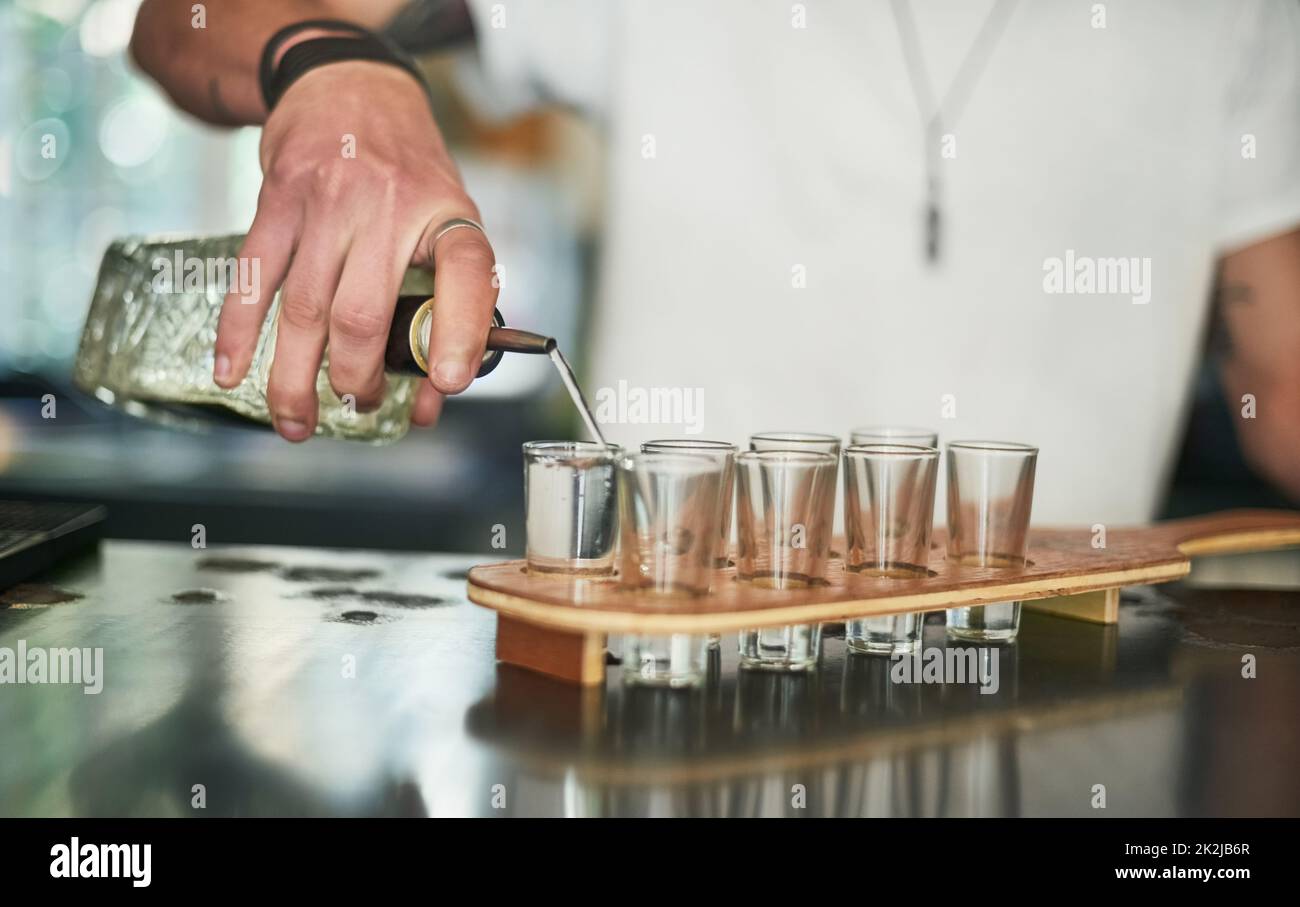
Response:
[1216, 229, 1300, 502]
[129, 0, 406, 125]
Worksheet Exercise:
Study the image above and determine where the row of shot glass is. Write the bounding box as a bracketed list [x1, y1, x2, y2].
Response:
[523, 428, 1037, 688]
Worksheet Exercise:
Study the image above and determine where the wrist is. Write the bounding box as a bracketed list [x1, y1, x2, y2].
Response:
[259, 19, 431, 114]
[272, 26, 360, 68]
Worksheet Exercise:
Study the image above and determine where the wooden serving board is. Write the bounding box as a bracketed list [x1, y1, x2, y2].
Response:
[467, 509, 1300, 685]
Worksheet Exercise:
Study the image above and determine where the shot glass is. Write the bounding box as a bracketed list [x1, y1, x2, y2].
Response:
[618, 452, 727, 688]
[750, 431, 841, 458]
[751, 430, 842, 554]
[523, 441, 620, 576]
[842, 443, 939, 655]
[944, 441, 1038, 642]
[734, 450, 837, 671]
[848, 426, 939, 448]
[643, 439, 738, 651]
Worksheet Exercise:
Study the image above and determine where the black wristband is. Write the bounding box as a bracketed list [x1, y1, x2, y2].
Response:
[259, 20, 430, 112]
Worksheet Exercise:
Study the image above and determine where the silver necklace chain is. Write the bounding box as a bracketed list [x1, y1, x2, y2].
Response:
[890, 0, 1020, 264]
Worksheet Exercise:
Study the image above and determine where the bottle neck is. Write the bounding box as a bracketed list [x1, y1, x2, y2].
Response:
[384, 295, 505, 378]
[385, 296, 553, 379]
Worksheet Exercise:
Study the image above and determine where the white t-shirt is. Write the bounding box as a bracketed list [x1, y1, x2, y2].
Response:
[463, 0, 1300, 523]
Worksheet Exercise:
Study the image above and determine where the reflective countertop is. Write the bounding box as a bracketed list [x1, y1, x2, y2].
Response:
[2, 541, 1297, 817]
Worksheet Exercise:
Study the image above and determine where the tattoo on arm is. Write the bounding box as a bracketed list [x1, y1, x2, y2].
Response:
[1216, 282, 1254, 307]
[208, 77, 238, 124]
[1210, 271, 1254, 359]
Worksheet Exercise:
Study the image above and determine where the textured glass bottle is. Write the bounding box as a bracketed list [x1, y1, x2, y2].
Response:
[74, 235, 429, 443]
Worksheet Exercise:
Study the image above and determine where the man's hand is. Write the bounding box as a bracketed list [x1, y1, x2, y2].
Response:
[131, 0, 486, 440]
[211, 61, 496, 440]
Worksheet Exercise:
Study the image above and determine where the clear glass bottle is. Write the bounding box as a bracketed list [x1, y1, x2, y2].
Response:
[75, 235, 442, 443]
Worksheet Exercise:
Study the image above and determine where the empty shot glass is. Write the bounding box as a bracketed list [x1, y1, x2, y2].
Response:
[843, 443, 940, 655]
[734, 450, 838, 671]
[523, 441, 620, 576]
[751, 430, 843, 556]
[643, 439, 738, 651]
[944, 441, 1038, 642]
[618, 452, 727, 688]
[848, 426, 939, 448]
[750, 430, 842, 458]
[642, 440, 738, 567]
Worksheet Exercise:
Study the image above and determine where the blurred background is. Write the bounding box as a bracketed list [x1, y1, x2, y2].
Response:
[0, 0, 1290, 554]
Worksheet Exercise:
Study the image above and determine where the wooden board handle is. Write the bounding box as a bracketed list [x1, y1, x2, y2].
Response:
[1144, 508, 1300, 557]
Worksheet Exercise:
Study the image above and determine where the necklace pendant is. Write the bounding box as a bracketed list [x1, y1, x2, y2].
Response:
[925, 201, 941, 264]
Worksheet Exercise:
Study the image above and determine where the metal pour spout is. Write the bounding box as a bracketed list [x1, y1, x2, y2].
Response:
[486, 326, 557, 355]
